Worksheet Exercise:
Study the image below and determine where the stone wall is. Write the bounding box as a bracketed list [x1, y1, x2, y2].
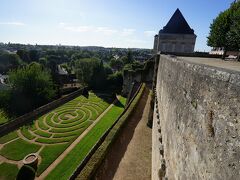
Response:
[153, 55, 240, 179]
[157, 33, 196, 53]
[122, 59, 155, 96]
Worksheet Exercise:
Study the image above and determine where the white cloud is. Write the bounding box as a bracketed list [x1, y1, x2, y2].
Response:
[59, 23, 119, 35]
[144, 30, 156, 37]
[64, 25, 94, 32]
[121, 28, 136, 36]
[0, 22, 25, 26]
[95, 27, 118, 35]
[59, 23, 93, 32]
[126, 39, 149, 44]
[59, 22, 66, 26]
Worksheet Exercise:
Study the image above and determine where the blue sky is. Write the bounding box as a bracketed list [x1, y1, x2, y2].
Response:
[0, 0, 234, 51]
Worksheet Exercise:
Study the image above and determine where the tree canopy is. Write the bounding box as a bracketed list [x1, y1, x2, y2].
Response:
[207, 1, 240, 51]
[0, 51, 24, 74]
[0, 63, 56, 115]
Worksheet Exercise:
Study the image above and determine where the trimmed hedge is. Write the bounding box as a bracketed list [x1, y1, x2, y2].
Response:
[20, 127, 36, 140]
[75, 83, 145, 179]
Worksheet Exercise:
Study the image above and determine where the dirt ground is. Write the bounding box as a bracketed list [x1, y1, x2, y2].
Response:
[95, 87, 152, 180]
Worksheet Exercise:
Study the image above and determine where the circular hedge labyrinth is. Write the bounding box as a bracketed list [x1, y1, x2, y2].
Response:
[16, 93, 110, 145]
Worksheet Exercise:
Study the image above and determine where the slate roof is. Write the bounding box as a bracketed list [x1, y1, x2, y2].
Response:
[160, 8, 194, 34]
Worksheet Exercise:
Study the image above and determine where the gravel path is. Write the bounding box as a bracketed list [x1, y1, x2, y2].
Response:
[112, 89, 152, 180]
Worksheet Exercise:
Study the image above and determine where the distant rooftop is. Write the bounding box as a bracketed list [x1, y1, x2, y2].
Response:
[160, 8, 194, 35]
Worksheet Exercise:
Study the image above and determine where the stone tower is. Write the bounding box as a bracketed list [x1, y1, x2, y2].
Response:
[153, 8, 197, 53]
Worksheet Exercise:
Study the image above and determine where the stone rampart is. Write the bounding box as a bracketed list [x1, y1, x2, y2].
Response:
[153, 55, 240, 179]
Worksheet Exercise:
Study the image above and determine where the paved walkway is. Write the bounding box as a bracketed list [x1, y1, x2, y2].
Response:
[37, 97, 118, 179]
[179, 57, 240, 72]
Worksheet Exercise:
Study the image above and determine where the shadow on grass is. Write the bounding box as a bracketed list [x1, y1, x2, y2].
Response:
[87, 88, 126, 108]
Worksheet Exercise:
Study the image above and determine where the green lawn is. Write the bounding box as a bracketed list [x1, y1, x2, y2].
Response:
[0, 163, 19, 180]
[0, 138, 41, 161]
[45, 96, 126, 180]
[0, 131, 18, 144]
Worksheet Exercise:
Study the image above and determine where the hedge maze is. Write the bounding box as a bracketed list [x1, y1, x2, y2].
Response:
[0, 93, 113, 179]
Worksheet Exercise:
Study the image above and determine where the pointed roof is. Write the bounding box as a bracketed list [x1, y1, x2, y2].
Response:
[160, 8, 194, 34]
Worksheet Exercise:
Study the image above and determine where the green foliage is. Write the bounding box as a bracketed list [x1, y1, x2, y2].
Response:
[17, 50, 31, 63]
[127, 49, 134, 63]
[49, 121, 91, 133]
[109, 58, 124, 71]
[207, 9, 231, 48]
[123, 61, 144, 72]
[39, 57, 47, 66]
[107, 71, 123, 88]
[0, 51, 23, 73]
[226, 2, 240, 50]
[75, 58, 109, 89]
[0, 163, 19, 180]
[0, 63, 56, 115]
[75, 58, 99, 86]
[207, 1, 240, 51]
[35, 136, 74, 144]
[29, 50, 39, 62]
[34, 129, 52, 138]
[20, 127, 36, 140]
[37, 118, 50, 130]
[0, 138, 41, 160]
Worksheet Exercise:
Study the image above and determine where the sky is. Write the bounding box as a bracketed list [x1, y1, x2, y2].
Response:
[0, 0, 234, 51]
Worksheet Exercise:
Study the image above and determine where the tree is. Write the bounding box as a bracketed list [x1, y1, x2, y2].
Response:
[109, 58, 124, 71]
[107, 71, 123, 90]
[29, 50, 39, 62]
[75, 58, 112, 90]
[226, 2, 240, 54]
[0, 52, 24, 73]
[39, 57, 47, 66]
[207, 1, 240, 59]
[1, 63, 56, 115]
[127, 49, 134, 64]
[75, 58, 100, 87]
[17, 50, 31, 63]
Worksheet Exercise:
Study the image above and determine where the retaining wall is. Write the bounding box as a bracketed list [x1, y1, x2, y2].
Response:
[153, 55, 240, 179]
